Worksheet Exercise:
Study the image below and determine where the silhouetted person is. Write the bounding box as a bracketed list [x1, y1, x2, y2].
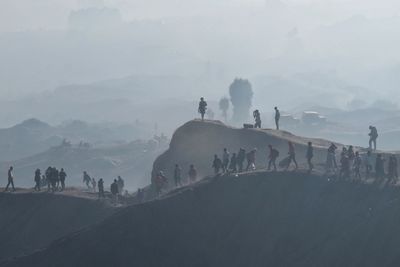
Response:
[253, 109, 261, 128]
[59, 168, 67, 191]
[91, 178, 97, 192]
[229, 153, 237, 173]
[83, 171, 91, 189]
[348, 145, 355, 164]
[34, 169, 41, 191]
[353, 152, 362, 180]
[274, 107, 280, 130]
[365, 150, 373, 179]
[174, 164, 182, 187]
[188, 164, 197, 183]
[45, 167, 52, 192]
[326, 143, 338, 174]
[222, 148, 230, 173]
[155, 171, 167, 196]
[117, 176, 124, 193]
[237, 148, 246, 172]
[246, 149, 257, 171]
[369, 126, 378, 151]
[375, 154, 385, 181]
[54, 168, 60, 190]
[98, 178, 105, 198]
[340, 154, 350, 179]
[111, 179, 119, 205]
[286, 142, 298, 170]
[4, 166, 15, 192]
[306, 142, 314, 173]
[267, 145, 279, 171]
[212, 155, 223, 174]
[198, 97, 208, 121]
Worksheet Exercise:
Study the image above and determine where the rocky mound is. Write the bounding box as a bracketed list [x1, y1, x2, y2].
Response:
[4, 172, 400, 267]
[152, 119, 344, 183]
[0, 192, 114, 261]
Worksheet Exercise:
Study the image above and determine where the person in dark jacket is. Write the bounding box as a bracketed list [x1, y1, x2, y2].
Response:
[98, 178, 105, 198]
[111, 179, 119, 205]
[34, 169, 41, 191]
[306, 142, 314, 173]
[4, 166, 16, 192]
[212, 155, 223, 175]
[268, 145, 279, 171]
[59, 168, 67, 191]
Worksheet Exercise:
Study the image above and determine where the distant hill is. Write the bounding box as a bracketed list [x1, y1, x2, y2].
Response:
[0, 118, 152, 161]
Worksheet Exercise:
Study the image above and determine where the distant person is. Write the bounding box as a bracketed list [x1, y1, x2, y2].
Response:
[198, 97, 208, 121]
[246, 149, 257, 171]
[111, 179, 119, 205]
[54, 168, 60, 190]
[59, 168, 67, 191]
[45, 167, 52, 192]
[155, 171, 167, 196]
[212, 154, 223, 175]
[229, 153, 237, 173]
[326, 143, 338, 174]
[306, 142, 314, 173]
[174, 164, 182, 187]
[347, 145, 355, 164]
[267, 145, 279, 171]
[4, 166, 15, 192]
[353, 151, 362, 180]
[237, 148, 246, 173]
[222, 148, 230, 173]
[274, 107, 280, 130]
[365, 150, 373, 179]
[253, 110, 262, 128]
[286, 141, 298, 170]
[98, 178, 105, 198]
[91, 178, 97, 192]
[117, 176, 125, 193]
[83, 171, 91, 189]
[369, 126, 378, 151]
[339, 154, 351, 179]
[375, 154, 385, 181]
[188, 164, 197, 183]
[34, 169, 41, 191]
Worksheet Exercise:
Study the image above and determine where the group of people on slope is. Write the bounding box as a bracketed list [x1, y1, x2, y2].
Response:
[153, 164, 198, 196]
[83, 171, 125, 204]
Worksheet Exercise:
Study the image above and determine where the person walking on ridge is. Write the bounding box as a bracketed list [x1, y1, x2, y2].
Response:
[4, 166, 16, 192]
[267, 145, 279, 171]
[306, 142, 314, 173]
[222, 148, 230, 173]
[286, 141, 298, 170]
[275, 107, 280, 130]
[34, 168, 41, 191]
[369, 126, 378, 151]
[253, 109, 262, 128]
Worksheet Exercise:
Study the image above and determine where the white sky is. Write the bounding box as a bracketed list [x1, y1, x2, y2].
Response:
[1, 0, 400, 32]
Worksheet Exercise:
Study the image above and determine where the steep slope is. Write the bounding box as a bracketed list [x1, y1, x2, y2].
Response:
[0, 192, 114, 261]
[4, 172, 400, 267]
[152, 119, 344, 184]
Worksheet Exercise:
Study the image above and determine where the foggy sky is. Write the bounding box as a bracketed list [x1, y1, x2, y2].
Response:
[2, 0, 400, 32]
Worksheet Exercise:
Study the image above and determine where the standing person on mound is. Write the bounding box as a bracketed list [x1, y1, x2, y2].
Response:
[306, 142, 314, 173]
[286, 141, 298, 170]
[98, 178, 105, 198]
[198, 97, 207, 121]
[274, 107, 280, 130]
[368, 126, 378, 151]
[253, 109, 262, 128]
[34, 169, 41, 191]
[188, 164, 197, 184]
[267, 145, 279, 171]
[212, 155, 223, 175]
[4, 166, 16, 192]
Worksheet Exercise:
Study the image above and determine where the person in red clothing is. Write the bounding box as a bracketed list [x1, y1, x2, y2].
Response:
[286, 141, 298, 170]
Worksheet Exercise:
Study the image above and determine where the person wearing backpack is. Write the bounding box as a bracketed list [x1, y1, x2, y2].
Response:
[369, 126, 378, 151]
[267, 145, 279, 171]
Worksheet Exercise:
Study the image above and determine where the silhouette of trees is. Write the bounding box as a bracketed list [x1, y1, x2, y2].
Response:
[219, 97, 230, 122]
[229, 78, 253, 123]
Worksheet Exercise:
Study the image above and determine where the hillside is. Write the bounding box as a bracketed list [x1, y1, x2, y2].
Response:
[4, 171, 400, 267]
[152, 119, 345, 185]
[0, 191, 114, 261]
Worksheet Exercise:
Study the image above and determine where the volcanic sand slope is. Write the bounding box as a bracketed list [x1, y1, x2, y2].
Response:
[152, 119, 345, 183]
[0, 192, 114, 261]
[4, 172, 400, 267]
